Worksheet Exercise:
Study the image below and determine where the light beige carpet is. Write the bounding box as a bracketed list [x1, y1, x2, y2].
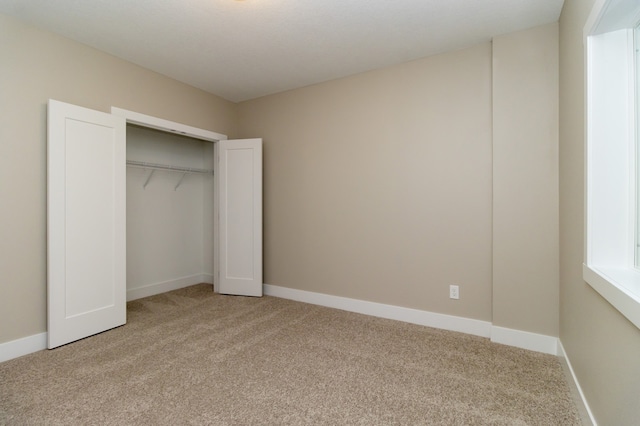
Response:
[1, 284, 581, 425]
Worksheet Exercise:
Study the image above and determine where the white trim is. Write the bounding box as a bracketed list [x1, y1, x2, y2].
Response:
[490, 326, 558, 355]
[110, 107, 227, 142]
[558, 341, 598, 426]
[265, 284, 563, 355]
[585, 0, 640, 37]
[583, 0, 640, 330]
[127, 274, 213, 301]
[202, 273, 215, 286]
[112, 105, 225, 300]
[0, 333, 47, 363]
[265, 284, 493, 338]
[583, 264, 640, 328]
[2, 285, 563, 363]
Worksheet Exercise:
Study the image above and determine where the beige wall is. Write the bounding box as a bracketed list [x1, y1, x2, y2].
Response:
[238, 27, 560, 334]
[559, 1, 640, 424]
[0, 14, 237, 344]
[492, 23, 559, 336]
[238, 44, 494, 321]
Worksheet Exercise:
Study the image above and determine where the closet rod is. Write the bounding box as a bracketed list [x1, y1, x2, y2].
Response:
[126, 160, 213, 175]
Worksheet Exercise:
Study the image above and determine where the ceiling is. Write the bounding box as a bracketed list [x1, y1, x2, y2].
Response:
[0, 0, 564, 102]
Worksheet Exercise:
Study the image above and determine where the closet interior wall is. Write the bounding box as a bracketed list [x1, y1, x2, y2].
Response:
[126, 125, 214, 300]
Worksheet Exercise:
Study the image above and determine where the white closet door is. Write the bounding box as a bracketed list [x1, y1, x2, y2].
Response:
[47, 99, 126, 348]
[218, 139, 263, 297]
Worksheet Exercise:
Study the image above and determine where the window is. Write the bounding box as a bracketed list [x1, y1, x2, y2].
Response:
[584, 0, 640, 329]
[636, 23, 640, 268]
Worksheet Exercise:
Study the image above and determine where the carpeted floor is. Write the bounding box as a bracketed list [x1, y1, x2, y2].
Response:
[1, 284, 582, 425]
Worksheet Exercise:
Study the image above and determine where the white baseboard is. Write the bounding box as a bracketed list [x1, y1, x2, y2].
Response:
[264, 284, 561, 355]
[1, 277, 216, 363]
[558, 341, 597, 425]
[0, 283, 561, 364]
[491, 326, 559, 355]
[202, 273, 219, 293]
[264, 284, 492, 338]
[127, 274, 213, 301]
[0, 332, 47, 363]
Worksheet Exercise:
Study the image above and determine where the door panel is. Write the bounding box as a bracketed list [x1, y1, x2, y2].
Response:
[48, 99, 126, 348]
[218, 139, 263, 297]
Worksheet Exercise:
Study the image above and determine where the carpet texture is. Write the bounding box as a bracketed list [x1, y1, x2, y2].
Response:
[1, 284, 581, 425]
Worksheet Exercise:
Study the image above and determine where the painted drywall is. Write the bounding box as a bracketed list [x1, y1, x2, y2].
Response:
[126, 126, 214, 293]
[0, 7, 572, 369]
[0, 13, 237, 344]
[238, 44, 494, 321]
[559, 0, 640, 424]
[492, 23, 559, 336]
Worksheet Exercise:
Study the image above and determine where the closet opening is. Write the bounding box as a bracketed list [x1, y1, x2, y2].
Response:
[48, 100, 262, 348]
[110, 107, 228, 300]
[125, 124, 216, 301]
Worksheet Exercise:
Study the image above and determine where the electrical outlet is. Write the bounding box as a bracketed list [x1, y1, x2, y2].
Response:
[449, 285, 459, 300]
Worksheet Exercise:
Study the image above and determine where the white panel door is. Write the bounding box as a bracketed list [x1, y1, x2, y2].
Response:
[48, 99, 126, 348]
[218, 139, 263, 297]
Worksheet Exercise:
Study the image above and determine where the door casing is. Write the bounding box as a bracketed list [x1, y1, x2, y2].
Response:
[48, 101, 263, 348]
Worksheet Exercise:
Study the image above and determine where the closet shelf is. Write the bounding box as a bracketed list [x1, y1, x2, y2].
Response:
[126, 160, 213, 175]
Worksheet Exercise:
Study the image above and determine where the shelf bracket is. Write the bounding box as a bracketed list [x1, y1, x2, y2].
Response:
[143, 169, 155, 189]
[174, 172, 187, 191]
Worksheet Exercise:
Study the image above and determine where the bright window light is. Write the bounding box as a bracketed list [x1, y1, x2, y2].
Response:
[584, 0, 640, 330]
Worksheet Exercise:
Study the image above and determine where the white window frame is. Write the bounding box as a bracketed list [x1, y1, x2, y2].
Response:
[584, 0, 640, 330]
[636, 24, 640, 268]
